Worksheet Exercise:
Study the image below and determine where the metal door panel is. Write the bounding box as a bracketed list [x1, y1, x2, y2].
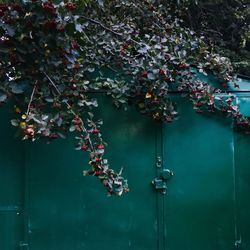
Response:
[0, 212, 24, 250]
[163, 96, 235, 250]
[234, 93, 250, 249]
[0, 105, 25, 250]
[234, 133, 250, 249]
[1, 89, 250, 250]
[26, 95, 159, 250]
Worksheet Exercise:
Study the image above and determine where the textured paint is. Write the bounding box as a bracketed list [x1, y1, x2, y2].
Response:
[234, 95, 250, 249]
[0, 104, 24, 250]
[1, 81, 250, 250]
[163, 95, 236, 250]
[25, 95, 160, 250]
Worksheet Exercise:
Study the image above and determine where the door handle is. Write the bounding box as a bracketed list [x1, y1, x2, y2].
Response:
[19, 242, 29, 250]
[152, 169, 173, 194]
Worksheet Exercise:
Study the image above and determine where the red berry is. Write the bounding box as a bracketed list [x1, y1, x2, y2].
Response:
[149, 5, 155, 11]
[44, 20, 57, 29]
[92, 129, 100, 134]
[95, 157, 102, 163]
[164, 77, 172, 82]
[120, 48, 125, 55]
[57, 25, 65, 33]
[73, 116, 81, 125]
[73, 63, 80, 70]
[159, 69, 165, 75]
[71, 40, 78, 49]
[11, 4, 23, 12]
[0, 4, 8, 13]
[42, 1, 55, 14]
[94, 171, 102, 176]
[165, 116, 173, 123]
[81, 145, 88, 151]
[141, 71, 148, 78]
[65, 2, 76, 11]
[178, 64, 188, 70]
[97, 144, 104, 149]
[122, 42, 129, 49]
[25, 126, 35, 137]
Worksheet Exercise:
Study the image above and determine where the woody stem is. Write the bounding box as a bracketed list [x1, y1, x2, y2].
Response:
[26, 81, 38, 116]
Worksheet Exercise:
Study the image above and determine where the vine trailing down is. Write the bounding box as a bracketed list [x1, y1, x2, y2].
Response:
[0, 0, 249, 196]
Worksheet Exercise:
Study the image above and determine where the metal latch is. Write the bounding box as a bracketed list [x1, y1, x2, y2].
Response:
[161, 169, 173, 180]
[152, 169, 173, 194]
[156, 156, 162, 168]
[19, 242, 29, 250]
[235, 239, 242, 249]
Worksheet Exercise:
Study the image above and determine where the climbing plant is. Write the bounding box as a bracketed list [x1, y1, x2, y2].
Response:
[176, 0, 250, 76]
[0, 0, 249, 196]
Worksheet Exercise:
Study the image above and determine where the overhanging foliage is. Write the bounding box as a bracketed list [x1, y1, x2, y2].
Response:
[0, 0, 249, 195]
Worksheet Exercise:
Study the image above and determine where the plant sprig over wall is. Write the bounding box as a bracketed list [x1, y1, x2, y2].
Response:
[0, 0, 249, 196]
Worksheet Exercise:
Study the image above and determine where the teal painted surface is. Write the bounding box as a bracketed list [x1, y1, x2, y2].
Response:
[25, 95, 160, 250]
[234, 92, 250, 250]
[0, 104, 24, 250]
[163, 96, 236, 250]
[0, 80, 250, 250]
[234, 95, 250, 249]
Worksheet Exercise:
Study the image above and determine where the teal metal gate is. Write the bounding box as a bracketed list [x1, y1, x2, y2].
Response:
[0, 105, 25, 250]
[25, 95, 160, 250]
[0, 78, 250, 250]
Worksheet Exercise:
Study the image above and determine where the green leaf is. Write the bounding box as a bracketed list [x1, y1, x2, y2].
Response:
[88, 112, 94, 119]
[147, 73, 156, 80]
[45, 97, 54, 103]
[69, 125, 76, 132]
[75, 24, 84, 32]
[11, 119, 19, 127]
[0, 23, 15, 37]
[9, 82, 28, 94]
[97, 0, 104, 8]
[0, 92, 7, 102]
[0, 48, 9, 53]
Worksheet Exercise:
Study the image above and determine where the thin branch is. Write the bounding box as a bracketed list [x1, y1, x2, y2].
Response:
[43, 71, 78, 114]
[106, 65, 118, 73]
[43, 71, 94, 151]
[43, 72, 62, 96]
[82, 31, 91, 43]
[26, 81, 37, 115]
[80, 15, 142, 46]
[44, 72, 77, 113]
[203, 29, 223, 37]
[43, 71, 129, 195]
[81, 15, 123, 37]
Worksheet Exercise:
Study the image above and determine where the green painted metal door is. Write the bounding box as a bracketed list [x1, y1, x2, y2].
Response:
[164, 95, 236, 250]
[25, 95, 162, 250]
[163, 90, 250, 250]
[1, 85, 250, 250]
[0, 104, 25, 250]
[234, 93, 250, 249]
